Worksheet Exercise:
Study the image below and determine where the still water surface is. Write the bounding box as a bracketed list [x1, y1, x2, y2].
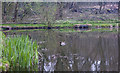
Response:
[3, 28, 118, 71]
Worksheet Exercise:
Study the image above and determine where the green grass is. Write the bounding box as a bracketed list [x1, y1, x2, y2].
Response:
[2, 23, 117, 27]
[90, 23, 117, 26]
[0, 57, 10, 72]
[0, 31, 2, 72]
[3, 29, 46, 33]
[53, 28, 118, 32]
[0, 31, 2, 57]
[3, 27, 118, 33]
[1, 20, 118, 28]
[56, 20, 119, 24]
[2, 33, 38, 70]
[1, 24, 47, 27]
[53, 23, 74, 27]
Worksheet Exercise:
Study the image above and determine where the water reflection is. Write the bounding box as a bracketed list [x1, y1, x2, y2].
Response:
[3, 28, 118, 71]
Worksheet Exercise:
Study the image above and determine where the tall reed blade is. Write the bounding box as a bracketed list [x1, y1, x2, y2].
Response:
[2, 34, 39, 71]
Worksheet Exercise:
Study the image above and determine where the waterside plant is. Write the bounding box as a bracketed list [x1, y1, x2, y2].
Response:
[2, 33, 38, 70]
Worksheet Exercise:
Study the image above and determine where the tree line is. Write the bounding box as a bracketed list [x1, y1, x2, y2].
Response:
[2, 2, 118, 24]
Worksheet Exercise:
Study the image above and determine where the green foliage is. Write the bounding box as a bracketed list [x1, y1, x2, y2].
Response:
[2, 24, 46, 27]
[2, 34, 38, 70]
[1, 20, 118, 28]
[39, 3, 57, 25]
[53, 28, 118, 32]
[0, 31, 3, 58]
[0, 57, 10, 72]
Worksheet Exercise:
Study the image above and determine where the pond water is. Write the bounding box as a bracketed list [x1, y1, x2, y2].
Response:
[3, 28, 119, 71]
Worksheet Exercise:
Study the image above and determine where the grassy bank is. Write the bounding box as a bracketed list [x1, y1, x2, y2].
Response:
[1, 23, 118, 28]
[53, 28, 118, 32]
[2, 28, 118, 33]
[2, 20, 119, 27]
[1, 33, 39, 71]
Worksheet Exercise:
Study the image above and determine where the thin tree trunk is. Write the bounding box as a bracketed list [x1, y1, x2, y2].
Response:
[99, 2, 102, 14]
[13, 2, 18, 23]
[56, 2, 63, 20]
[118, 1, 120, 21]
[3, 2, 7, 23]
[118, 2, 120, 71]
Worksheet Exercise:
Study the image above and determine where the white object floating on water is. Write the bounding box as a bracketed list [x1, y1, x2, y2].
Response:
[60, 42, 66, 46]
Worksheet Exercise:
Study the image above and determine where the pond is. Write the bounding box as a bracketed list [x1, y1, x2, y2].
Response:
[3, 28, 119, 71]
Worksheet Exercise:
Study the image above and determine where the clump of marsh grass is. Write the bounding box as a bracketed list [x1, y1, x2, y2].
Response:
[2, 34, 38, 69]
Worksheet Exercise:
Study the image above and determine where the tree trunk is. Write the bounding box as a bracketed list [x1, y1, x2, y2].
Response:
[3, 2, 7, 23]
[13, 2, 18, 23]
[71, 2, 78, 12]
[118, 1, 120, 21]
[118, 2, 120, 71]
[99, 2, 103, 14]
[56, 2, 63, 20]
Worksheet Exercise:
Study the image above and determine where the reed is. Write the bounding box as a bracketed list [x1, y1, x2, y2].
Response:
[2, 34, 38, 69]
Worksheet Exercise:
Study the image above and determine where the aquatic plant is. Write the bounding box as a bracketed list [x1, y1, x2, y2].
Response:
[2, 34, 38, 69]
